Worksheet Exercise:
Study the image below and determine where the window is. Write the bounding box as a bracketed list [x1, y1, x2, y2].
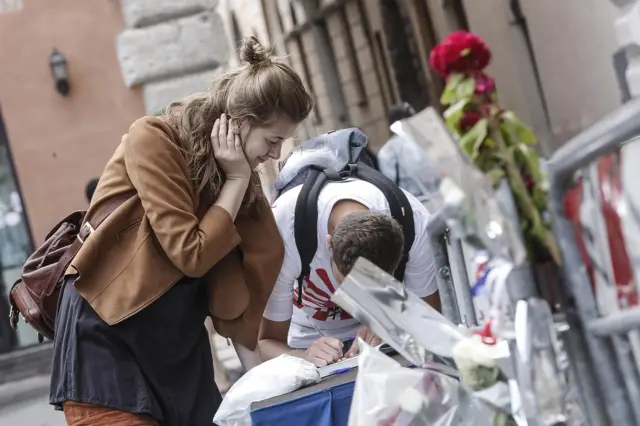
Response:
[0, 0, 22, 13]
[0, 105, 35, 350]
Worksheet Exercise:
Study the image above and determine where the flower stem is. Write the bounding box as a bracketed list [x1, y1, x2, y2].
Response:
[489, 121, 561, 264]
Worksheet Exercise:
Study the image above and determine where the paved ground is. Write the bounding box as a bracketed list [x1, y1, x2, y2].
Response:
[0, 397, 65, 426]
[213, 333, 243, 371]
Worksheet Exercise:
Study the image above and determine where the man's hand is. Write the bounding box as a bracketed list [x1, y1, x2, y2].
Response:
[304, 337, 343, 367]
[344, 326, 381, 358]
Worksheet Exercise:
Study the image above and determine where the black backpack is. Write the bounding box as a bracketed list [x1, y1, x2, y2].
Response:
[274, 128, 415, 305]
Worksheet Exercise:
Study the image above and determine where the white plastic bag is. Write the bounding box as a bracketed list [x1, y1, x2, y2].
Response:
[213, 354, 320, 426]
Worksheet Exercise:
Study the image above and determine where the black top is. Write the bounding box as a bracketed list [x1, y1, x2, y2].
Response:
[50, 275, 222, 426]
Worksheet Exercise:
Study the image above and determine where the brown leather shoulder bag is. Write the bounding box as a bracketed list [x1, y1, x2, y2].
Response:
[8, 192, 132, 342]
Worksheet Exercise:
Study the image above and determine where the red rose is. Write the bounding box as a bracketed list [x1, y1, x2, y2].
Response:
[460, 111, 482, 132]
[430, 31, 491, 77]
[475, 73, 495, 95]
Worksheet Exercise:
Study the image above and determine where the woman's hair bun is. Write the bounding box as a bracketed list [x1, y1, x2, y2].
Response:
[239, 36, 271, 66]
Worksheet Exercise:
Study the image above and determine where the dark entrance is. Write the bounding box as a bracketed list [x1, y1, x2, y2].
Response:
[379, 0, 430, 111]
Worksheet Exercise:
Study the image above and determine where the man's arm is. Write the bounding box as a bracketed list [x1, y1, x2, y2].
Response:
[377, 143, 399, 185]
[259, 196, 344, 366]
[258, 318, 305, 360]
[258, 318, 343, 366]
[403, 203, 441, 309]
[259, 195, 301, 361]
[423, 293, 442, 312]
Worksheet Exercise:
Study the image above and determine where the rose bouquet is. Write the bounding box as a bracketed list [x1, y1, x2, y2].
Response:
[429, 31, 560, 264]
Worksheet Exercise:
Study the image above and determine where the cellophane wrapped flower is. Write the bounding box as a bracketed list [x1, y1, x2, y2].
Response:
[430, 31, 559, 264]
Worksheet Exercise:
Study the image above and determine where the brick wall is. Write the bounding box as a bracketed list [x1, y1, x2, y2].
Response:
[275, 0, 390, 148]
[327, 2, 388, 148]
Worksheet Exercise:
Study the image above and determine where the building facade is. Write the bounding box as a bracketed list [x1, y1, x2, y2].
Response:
[259, 0, 444, 151]
[235, 0, 628, 157]
[0, 0, 147, 348]
[0, 0, 633, 351]
[0, 0, 231, 350]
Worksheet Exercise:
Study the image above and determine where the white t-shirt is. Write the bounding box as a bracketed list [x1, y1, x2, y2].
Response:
[264, 179, 438, 349]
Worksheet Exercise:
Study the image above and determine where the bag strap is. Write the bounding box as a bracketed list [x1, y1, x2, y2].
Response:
[354, 163, 414, 281]
[45, 190, 136, 292]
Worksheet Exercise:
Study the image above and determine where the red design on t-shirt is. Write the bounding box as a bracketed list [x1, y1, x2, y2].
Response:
[292, 268, 353, 321]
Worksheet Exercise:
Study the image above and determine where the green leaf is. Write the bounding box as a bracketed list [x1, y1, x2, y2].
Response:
[457, 77, 476, 100]
[486, 167, 505, 188]
[443, 99, 469, 132]
[459, 118, 488, 159]
[440, 73, 465, 105]
[502, 111, 537, 145]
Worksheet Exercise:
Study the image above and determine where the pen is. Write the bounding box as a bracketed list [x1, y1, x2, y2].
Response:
[306, 315, 326, 338]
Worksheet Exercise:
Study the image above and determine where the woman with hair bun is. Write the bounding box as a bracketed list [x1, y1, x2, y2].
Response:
[49, 37, 313, 426]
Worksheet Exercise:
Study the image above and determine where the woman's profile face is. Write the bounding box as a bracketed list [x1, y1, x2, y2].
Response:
[238, 116, 297, 169]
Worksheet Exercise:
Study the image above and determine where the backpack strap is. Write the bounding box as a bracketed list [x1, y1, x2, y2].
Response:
[354, 163, 415, 282]
[45, 190, 136, 293]
[294, 168, 328, 306]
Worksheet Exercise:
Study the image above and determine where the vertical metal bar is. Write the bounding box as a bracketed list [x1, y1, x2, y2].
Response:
[559, 318, 606, 426]
[446, 234, 477, 327]
[547, 179, 633, 425]
[430, 233, 461, 324]
[611, 334, 640, 424]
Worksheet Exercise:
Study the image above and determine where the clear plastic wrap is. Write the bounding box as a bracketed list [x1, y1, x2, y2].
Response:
[388, 108, 576, 425]
[512, 298, 568, 425]
[390, 107, 527, 267]
[330, 258, 513, 388]
[333, 258, 580, 425]
[331, 257, 468, 365]
[349, 341, 513, 426]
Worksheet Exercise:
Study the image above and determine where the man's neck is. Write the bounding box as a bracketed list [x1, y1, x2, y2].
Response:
[327, 199, 369, 235]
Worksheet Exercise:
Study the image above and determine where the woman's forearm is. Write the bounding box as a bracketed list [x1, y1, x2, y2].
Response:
[213, 177, 250, 221]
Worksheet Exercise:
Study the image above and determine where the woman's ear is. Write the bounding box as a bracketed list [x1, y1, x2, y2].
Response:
[232, 119, 242, 134]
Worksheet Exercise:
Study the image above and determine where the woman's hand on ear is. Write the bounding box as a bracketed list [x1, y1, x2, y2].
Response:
[211, 113, 251, 181]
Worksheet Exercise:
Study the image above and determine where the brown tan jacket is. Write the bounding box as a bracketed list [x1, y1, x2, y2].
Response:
[68, 116, 283, 350]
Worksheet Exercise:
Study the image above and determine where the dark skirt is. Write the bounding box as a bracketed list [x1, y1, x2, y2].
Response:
[50, 275, 222, 426]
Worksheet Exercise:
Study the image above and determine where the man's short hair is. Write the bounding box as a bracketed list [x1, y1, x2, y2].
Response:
[388, 102, 416, 127]
[332, 210, 404, 276]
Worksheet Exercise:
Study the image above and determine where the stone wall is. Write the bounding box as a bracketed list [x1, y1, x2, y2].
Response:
[264, 0, 392, 149]
[324, 1, 389, 148]
[117, 0, 228, 114]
